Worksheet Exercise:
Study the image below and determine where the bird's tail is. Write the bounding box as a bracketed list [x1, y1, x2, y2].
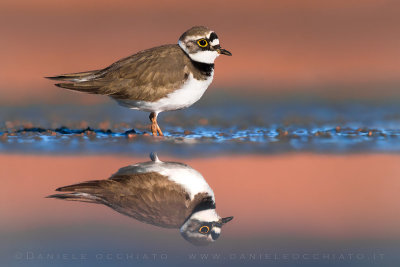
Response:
[46, 180, 109, 204]
[53, 82, 102, 92]
[46, 192, 100, 203]
[45, 70, 99, 82]
[45, 70, 105, 93]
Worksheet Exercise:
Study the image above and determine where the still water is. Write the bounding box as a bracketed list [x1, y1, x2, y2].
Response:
[1, 95, 400, 266]
[2, 153, 400, 266]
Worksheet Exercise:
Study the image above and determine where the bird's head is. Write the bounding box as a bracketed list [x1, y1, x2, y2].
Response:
[180, 209, 233, 246]
[178, 26, 232, 64]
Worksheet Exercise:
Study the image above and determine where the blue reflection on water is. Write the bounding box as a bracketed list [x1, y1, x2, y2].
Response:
[1, 98, 400, 155]
[2, 224, 398, 267]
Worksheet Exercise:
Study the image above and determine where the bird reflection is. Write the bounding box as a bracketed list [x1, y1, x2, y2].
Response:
[48, 153, 233, 246]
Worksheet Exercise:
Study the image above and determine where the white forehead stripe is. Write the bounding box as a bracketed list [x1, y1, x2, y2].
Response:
[210, 39, 220, 46]
[212, 227, 221, 234]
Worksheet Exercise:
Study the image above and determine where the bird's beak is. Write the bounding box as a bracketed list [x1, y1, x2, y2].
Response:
[220, 216, 234, 224]
[217, 48, 232, 56]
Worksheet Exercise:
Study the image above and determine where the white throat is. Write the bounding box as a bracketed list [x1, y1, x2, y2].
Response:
[178, 40, 220, 64]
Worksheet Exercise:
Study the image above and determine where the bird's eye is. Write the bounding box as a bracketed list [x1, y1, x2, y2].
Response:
[197, 39, 208, 47]
[199, 225, 210, 234]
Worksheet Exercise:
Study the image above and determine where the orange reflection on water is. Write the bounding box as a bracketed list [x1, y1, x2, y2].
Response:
[2, 154, 400, 239]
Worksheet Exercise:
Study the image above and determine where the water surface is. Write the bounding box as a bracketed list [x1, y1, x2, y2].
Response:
[2, 95, 400, 155]
[2, 154, 400, 266]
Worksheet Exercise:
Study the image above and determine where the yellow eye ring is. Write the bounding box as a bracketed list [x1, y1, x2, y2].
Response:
[199, 225, 210, 234]
[197, 39, 208, 47]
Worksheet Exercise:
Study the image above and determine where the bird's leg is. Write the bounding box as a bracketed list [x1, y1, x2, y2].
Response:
[149, 112, 157, 135]
[156, 123, 163, 136]
[149, 112, 163, 136]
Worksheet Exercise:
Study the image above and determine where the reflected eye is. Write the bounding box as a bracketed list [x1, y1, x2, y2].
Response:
[199, 225, 210, 234]
[197, 39, 208, 47]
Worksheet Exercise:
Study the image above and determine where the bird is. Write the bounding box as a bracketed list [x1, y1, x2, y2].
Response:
[47, 152, 233, 246]
[46, 26, 232, 136]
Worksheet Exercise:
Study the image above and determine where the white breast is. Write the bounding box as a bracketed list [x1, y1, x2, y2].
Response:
[116, 72, 213, 113]
[131, 161, 215, 201]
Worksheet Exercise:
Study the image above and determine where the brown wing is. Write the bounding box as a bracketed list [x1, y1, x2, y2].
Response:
[48, 172, 210, 228]
[51, 44, 191, 102]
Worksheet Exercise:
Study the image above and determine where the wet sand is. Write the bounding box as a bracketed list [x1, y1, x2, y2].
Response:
[2, 100, 400, 154]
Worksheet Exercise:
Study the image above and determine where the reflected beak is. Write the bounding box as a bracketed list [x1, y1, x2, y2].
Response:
[217, 48, 232, 56]
[220, 216, 234, 224]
